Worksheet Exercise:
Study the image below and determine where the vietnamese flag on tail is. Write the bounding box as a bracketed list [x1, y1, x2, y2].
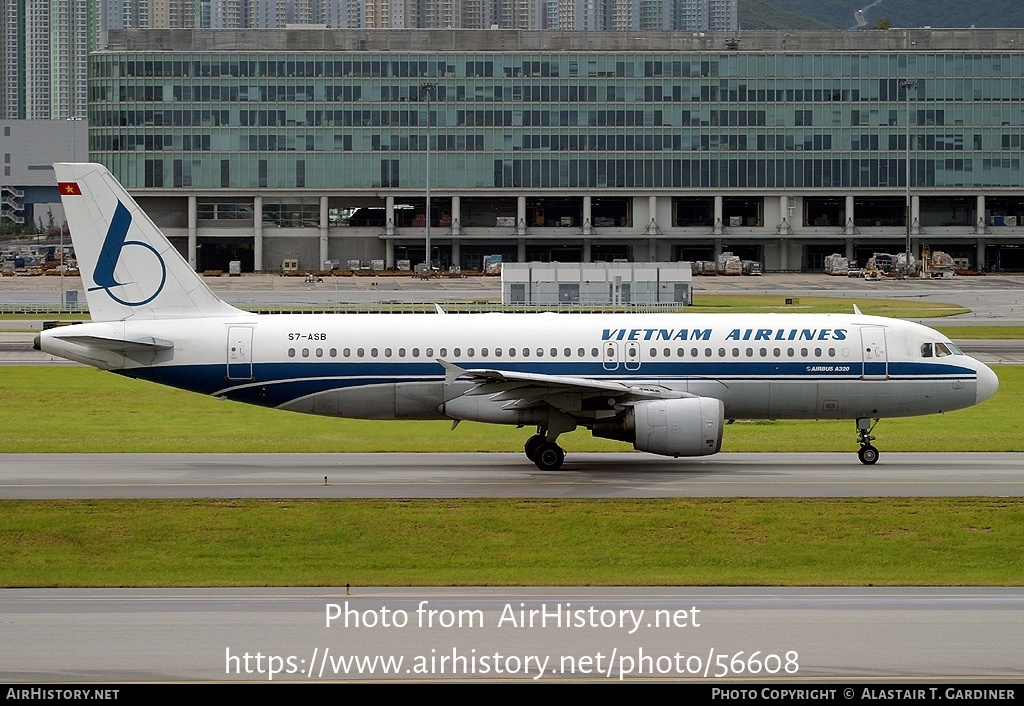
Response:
[58, 182, 82, 195]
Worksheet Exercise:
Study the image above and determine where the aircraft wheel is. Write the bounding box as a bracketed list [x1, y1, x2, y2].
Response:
[524, 434, 546, 462]
[533, 442, 566, 471]
[858, 445, 879, 465]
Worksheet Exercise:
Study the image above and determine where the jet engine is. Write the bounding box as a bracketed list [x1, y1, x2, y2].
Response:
[593, 397, 724, 457]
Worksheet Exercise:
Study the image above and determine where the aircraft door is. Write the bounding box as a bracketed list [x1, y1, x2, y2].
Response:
[603, 342, 620, 370]
[624, 341, 641, 371]
[226, 326, 254, 380]
[860, 326, 888, 380]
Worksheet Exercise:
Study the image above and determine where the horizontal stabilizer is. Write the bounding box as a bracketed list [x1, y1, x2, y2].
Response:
[52, 333, 175, 353]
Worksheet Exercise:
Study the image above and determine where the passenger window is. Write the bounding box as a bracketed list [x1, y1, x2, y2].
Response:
[357, 348, 364, 357]
[649, 348, 657, 358]
[412, 348, 419, 357]
[371, 348, 379, 357]
[302, 348, 310, 357]
[399, 348, 406, 357]
[316, 348, 323, 357]
[732, 348, 739, 357]
[384, 348, 392, 357]
[439, 348, 447, 357]
[288, 348, 295, 357]
[677, 348, 685, 357]
[425, 348, 433, 357]
[453, 348, 461, 357]
[591, 348, 599, 357]
[329, 348, 337, 357]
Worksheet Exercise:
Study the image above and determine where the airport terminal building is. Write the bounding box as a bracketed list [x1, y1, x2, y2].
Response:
[93, 28, 1024, 272]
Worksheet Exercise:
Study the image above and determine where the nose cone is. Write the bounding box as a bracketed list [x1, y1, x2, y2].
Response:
[976, 363, 999, 405]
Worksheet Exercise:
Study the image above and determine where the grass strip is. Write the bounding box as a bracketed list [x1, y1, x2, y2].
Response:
[1, 498, 1021, 587]
[684, 295, 967, 318]
[934, 326, 1024, 339]
[2, 366, 1019, 453]
[0, 295, 967, 319]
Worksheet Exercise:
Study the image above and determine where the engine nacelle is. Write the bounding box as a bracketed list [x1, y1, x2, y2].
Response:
[593, 397, 724, 457]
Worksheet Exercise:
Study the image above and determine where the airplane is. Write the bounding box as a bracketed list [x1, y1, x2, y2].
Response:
[37, 163, 999, 470]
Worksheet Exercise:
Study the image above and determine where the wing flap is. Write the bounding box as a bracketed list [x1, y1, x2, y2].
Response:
[441, 361, 689, 411]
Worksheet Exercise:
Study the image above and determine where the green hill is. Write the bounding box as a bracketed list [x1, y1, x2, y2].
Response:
[757, 0, 1024, 30]
[738, 0, 833, 30]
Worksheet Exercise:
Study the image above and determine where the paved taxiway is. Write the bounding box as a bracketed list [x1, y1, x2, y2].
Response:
[2, 587, 1021, 682]
[2, 452, 1021, 498]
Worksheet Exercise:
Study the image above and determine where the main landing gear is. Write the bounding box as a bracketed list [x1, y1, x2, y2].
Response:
[524, 431, 566, 471]
[856, 417, 879, 465]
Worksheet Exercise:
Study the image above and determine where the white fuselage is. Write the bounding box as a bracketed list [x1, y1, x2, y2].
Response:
[40, 311, 996, 424]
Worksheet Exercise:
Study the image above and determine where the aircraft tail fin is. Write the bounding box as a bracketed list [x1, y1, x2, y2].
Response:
[54, 162, 243, 322]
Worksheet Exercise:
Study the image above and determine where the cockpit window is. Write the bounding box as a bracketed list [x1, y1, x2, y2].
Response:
[921, 343, 933, 358]
[946, 342, 963, 355]
[935, 342, 952, 357]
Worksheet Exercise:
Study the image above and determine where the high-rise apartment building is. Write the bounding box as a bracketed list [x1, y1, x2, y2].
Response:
[1, 0, 88, 118]
[707, 0, 735, 31]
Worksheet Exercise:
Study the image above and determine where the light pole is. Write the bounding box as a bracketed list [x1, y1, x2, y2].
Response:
[900, 79, 917, 276]
[420, 82, 437, 277]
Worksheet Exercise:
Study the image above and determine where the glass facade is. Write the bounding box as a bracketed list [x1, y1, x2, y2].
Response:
[83, 30, 1024, 273]
[89, 49, 1024, 191]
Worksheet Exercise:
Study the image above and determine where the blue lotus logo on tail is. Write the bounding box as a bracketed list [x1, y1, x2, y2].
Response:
[89, 201, 167, 306]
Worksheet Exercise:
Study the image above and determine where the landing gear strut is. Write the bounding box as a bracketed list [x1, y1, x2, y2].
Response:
[856, 418, 879, 465]
[524, 428, 566, 470]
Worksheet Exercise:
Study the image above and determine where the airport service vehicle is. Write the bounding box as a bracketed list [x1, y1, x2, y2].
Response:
[37, 163, 999, 469]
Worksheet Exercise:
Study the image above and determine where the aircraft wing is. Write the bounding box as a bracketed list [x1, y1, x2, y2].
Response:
[439, 360, 686, 408]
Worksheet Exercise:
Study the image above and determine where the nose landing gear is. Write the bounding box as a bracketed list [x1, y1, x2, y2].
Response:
[856, 417, 879, 465]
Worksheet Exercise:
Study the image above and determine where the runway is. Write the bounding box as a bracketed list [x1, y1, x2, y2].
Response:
[2, 452, 1021, 499]
[2, 587, 1022, 682]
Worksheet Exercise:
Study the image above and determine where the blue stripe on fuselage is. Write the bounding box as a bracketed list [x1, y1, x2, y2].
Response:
[117, 359, 978, 410]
